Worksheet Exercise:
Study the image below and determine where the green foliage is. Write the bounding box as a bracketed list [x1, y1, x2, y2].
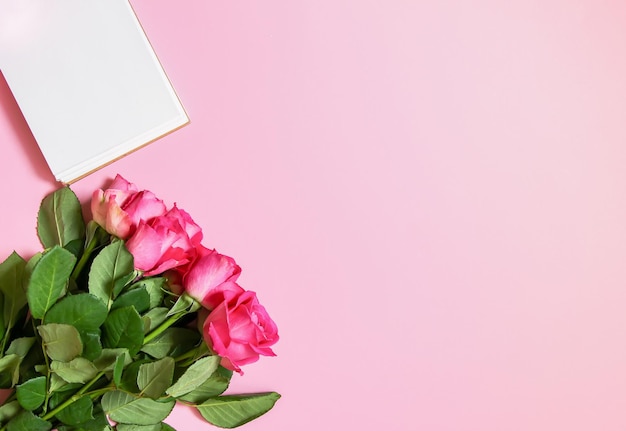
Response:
[37, 186, 85, 249]
[116, 425, 162, 431]
[130, 278, 166, 308]
[103, 307, 144, 356]
[140, 328, 199, 359]
[118, 359, 148, 393]
[0, 292, 5, 344]
[141, 308, 168, 334]
[88, 241, 135, 309]
[50, 358, 98, 383]
[166, 356, 220, 398]
[101, 391, 175, 425]
[93, 348, 131, 372]
[37, 324, 83, 362]
[27, 247, 76, 319]
[166, 294, 200, 317]
[80, 330, 103, 361]
[179, 366, 233, 403]
[0, 354, 22, 387]
[137, 357, 175, 399]
[0, 252, 27, 341]
[196, 392, 281, 429]
[112, 288, 151, 314]
[0, 186, 280, 431]
[16, 376, 46, 410]
[113, 354, 126, 387]
[116, 422, 175, 431]
[6, 338, 35, 358]
[0, 401, 20, 424]
[6, 410, 51, 431]
[55, 395, 93, 426]
[44, 293, 108, 331]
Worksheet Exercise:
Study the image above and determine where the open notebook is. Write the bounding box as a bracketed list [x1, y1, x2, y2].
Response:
[0, 0, 189, 183]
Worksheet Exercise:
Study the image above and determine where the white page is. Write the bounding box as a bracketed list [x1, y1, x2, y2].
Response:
[0, 0, 189, 183]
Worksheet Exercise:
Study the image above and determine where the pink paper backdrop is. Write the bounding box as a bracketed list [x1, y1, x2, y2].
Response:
[2, 1, 626, 430]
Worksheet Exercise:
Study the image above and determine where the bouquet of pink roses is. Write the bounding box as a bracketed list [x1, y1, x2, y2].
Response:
[0, 175, 280, 430]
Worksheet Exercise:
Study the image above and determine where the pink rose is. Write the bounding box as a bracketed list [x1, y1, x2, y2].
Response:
[182, 247, 241, 309]
[167, 205, 203, 247]
[126, 206, 202, 276]
[91, 174, 167, 239]
[203, 289, 279, 373]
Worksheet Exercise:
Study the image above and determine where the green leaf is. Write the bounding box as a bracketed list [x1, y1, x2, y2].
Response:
[141, 328, 199, 359]
[103, 306, 144, 356]
[161, 424, 176, 431]
[14, 342, 44, 384]
[0, 252, 27, 330]
[0, 291, 5, 343]
[63, 238, 84, 260]
[37, 323, 83, 362]
[137, 357, 175, 399]
[112, 288, 150, 314]
[27, 247, 76, 319]
[113, 354, 126, 387]
[0, 401, 21, 424]
[101, 391, 175, 425]
[119, 359, 149, 393]
[166, 356, 220, 398]
[6, 410, 52, 431]
[49, 373, 71, 393]
[6, 337, 35, 357]
[166, 294, 199, 317]
[0, 354, 22, 387]
[48, 387, 78, 410]
[84, 220, 109, 251]
[196, 392, 281, 428]
[179, 367, 233, 403]
[56, 395, 93, 425]
[16, 376, 46, 410]
[94, 348, 131, 372]
[22, 253, 42, 292]
[50, 358, 98, 383]
[80, 330, 103, 361]
[116, 424, 165, 431]
[44, 294, 104, 358]
[88, 241, 135, 309]
[142, 308, 169, 334]
[37, 186, 85, 249]
[44, 293, 108, 331]
[63, 407, 109, 431]
[130, 278, 165, 308]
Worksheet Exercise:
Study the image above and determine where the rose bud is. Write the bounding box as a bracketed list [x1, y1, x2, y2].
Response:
[91, 174, 166, 239]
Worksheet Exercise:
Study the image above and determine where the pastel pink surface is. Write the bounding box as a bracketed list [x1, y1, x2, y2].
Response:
[2, 1, 626, 430]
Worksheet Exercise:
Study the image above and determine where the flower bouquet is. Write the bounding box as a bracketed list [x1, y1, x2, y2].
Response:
[0, 175, 280, 430]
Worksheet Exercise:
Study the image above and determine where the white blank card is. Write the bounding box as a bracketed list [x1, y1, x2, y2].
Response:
[0, 0, 189, 183]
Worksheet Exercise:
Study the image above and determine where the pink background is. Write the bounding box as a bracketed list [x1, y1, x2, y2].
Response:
[2, 1, 626, 429]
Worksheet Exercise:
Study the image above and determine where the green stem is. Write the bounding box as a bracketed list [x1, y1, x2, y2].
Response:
[36, 320, 52, 415]
[0, 325, 11, 356]
[70, 234, 98, 280]
[143, 313, 184, 345]
[76, 371, 105, 397]
[87, 386, 113, 400]
[173, 348, 199, 363]
[41, 372, 107, 422]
